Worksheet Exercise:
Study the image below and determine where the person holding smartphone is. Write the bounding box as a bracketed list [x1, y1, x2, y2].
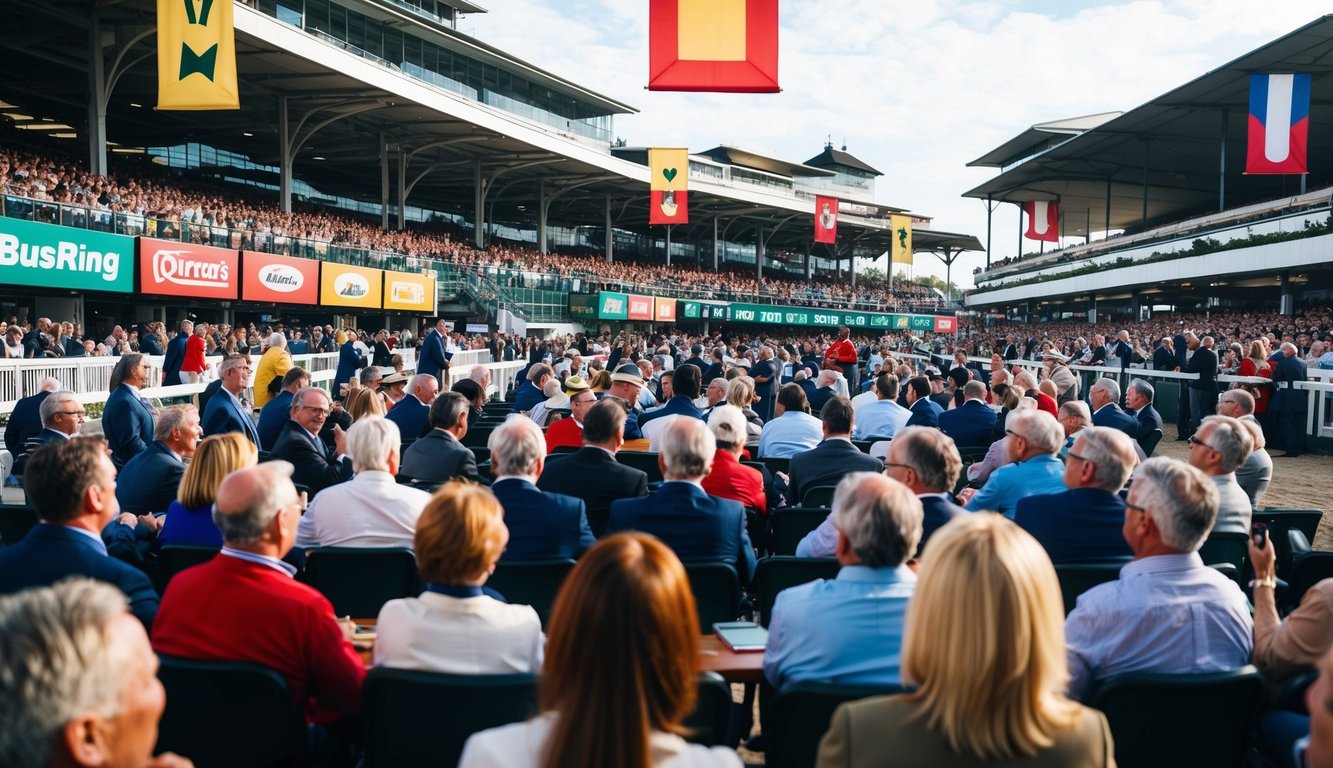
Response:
[1249, 522, 1333, 702]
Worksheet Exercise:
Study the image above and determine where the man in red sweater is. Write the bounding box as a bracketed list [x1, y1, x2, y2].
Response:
[151, 461, 365, 724]
[824, 326, 861, 391]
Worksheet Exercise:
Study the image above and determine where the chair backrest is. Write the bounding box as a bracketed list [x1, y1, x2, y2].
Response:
[462, 426, 495, 449]
[156, 545, 219, 593]
[361, 668, 539, 768]
[955, 445, 990, 464]
[1252, 509, 1324, 580]
[767, 681, 904, 768]
[301, 547, 419, 617]
[755, 556, 841, 628]
[769, 507, 830, 557]
[1138, 428, 1163, 457]
[1091, 665, 1265, 768]
[1285, 552, 1333, 613]
[800, 485, 838, 509]
[0, 503, 38, 548]
[486, 559, 576, 628]
[761, 456, 791, 476]
[156, 655, 306, 768]
[1197, 531, 1248, 579]
[684, 672, 734, 747]
[1055, 560, 1129, 615]
[850, 439, 877, 454]
[615, 450, 665, 482]
[683, 561, 741, 629]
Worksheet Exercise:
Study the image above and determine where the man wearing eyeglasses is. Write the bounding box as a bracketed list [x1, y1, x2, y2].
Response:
[202, 356, 260, 446]
[959, 409, 1066, 519]
[1185, 415, 1254, 535]
[271, 387, 352, 496]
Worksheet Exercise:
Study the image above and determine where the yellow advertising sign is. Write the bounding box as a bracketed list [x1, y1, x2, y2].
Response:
[320, 264, 383, 309]
[383, 271, 437, 313]
[157, 0, 240, 110]
[890, 214, 914, 265]
[649, 148, 689, 192]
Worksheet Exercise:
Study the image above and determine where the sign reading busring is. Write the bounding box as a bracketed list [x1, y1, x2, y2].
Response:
[0, 218, 133, 292]
[320, 263, 383, 309]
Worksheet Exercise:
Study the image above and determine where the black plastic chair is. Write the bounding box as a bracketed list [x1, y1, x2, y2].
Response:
[1198, 531, 1248, 586]
[755, 556, 841, 628]
[769, 507, 830, 557]
[850, 439, 878, 454]
[487, 559, 576, 628]
[1055, 560, 1129, 615]
[761, 456, 791, 476]
[1285, 551, 1333, 612]
[156, 656, 306, 768]
[1090, 665, 1265, 768]
[361, 668, 540, 768]
[616, 450, 665, 483]
[0, 503, 38, 547]
[301, 547, 419, 618]
[156, 545, 219, 593]
[684, 672, 735, 747]
[767, 681, 904, 768]
[800, 485, 838, 508]
[1137, 427, 1164, 457]
[462, 426, 496, 449]
[684, 561, 742, 630]
[1252, 509, 1324, 581]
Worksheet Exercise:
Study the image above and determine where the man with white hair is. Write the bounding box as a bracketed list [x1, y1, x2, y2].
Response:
[1089, 378, 1137, 438]
[13, 387, 80, 477]
[1065, 457, 1252, 701]
[0, 578, 192, 768]
[765, 472, 921, 689]
[607, 417, 756, 584]
[202, 356, 260, 446]
[297, 417, 430, 548]
[488, 416, 594, 561]
[385, 373, 438, 440]
[116, 405, 202, 516]
[961, 409, 1066, 518]
[807, 369, 839, 414]
[1186, 414, 1254, 535]
[253, 332, 292, 410]
[526, 378, 568, 428]
[1216, 390, 1271, 509]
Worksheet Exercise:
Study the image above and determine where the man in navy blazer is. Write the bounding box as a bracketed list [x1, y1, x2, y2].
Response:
[417, 319, 451, 385]
[161, 320, 191, 386]
[331, 336, 365, 402]
[1125, 379, 1164, 447]
[202, 356, 260, 446]
[786, 398, 884, 506]
[103, 354, 156, 470]
[487, 416, 595, 561]
[938, 381, 996, 449]
[606, 418, 756, 584]
[385, 374, 437, 440]
[539, 399, 649, 536]
[0, 439, 159, 629]
[270, 388, 353, 496]
[400, 392, 483, 485]
[903, 375, 943, 429]
[1014, 427, 1135, 563]
[258, 368, 310, 451]
[1089, 379, 1138, 439]
[4, 385, 54, 460]
[115, 405, 201, 515]
[139, 324, 164, 356]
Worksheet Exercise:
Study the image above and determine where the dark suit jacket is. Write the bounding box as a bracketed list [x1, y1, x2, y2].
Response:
[490, 478, 594, 561]
[929, 391, 953, 410]
[938, 399, 997, 449]
[258, 390, 295, 451]
[919, 494, 967, 553]
[104, 385, 155, 469]
[1151, 346, 1176, 371]
[270, 421, 352, 496]
[399, 429, 481, 484]
[607, 482, 756, 583]
[202, 390, 260, 445]
[807, 386, 836, 414]
[681, 356, 707, 371]
[539, 447, 648, 537]
[1014, 488, 1132, 564]
[905, 397, 943, 428]
[0, 523, 158, 629]
[386, 395, 431, 440]
[1133, 405, 1163, 442]
[4, 390, 49, 469]
[140, 333, 164, 356]
[162, 332, 188, 385]
[786, 439, 884, 506]
[332, 340, 364, 401]
[701, 362, 724, 384]
[1272, 354, 1309, 413]
[373, 340, 393, 367]
[115, 441, 185, 514]
[1091, 403, 1138, 438]
[417, 329, 449, 383]
[1185, 346, 1218, 390]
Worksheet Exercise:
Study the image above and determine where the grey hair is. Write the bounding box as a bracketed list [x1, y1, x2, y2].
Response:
[660, 417, 716, 480]
[706, 405, 749, 450]
[359, 366, 383, 385]
[469, 366, 489, 383]
[219, 355, 249, 376]
[1013, 370, 1037, 390]
[1072, 427, 1138, 492]
[1200, 415, 1253, 473]
[488, 415, 546, 477]
[291, 386, 330, 411]
[832, 473, 922, 568]
[1007, 409, 1063, 455]
[1133, 457, 1218, 552]
[1280, 341, 1298, 355]
[346, 416, 400, 474]
[1128, 378, 1155, 402]
[153, 404, 197, 442]
[39, 391, 80, 427]
[1091, 377, 1120, 403]
[892, 426, 962, 493]
[212, 461, 296, 545]
[408, 374, 437, 397]
[0, 578, 130, 768]
[816, 369, 838, 387]
[1219, 388, 1255, 415]
[267, 332, 286, 349]
[962, 380, 987, 400]
[1058, 400, 1092, 427]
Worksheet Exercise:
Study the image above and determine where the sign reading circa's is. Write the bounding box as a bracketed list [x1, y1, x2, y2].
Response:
[241, 251, 319, 305]
[138, 238, 239, 299]
[0, 217, 133, 292]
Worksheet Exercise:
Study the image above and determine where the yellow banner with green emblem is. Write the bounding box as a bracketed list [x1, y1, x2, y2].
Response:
[157, 0, 240, 110]
[890, 214, 913, 265]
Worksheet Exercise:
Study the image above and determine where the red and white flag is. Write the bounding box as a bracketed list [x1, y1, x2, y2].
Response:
[1023, 200, 1059, 242]
[814, 195, 838, 244]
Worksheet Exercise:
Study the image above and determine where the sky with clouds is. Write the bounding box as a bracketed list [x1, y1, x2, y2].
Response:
[463, 1, 1329, 287]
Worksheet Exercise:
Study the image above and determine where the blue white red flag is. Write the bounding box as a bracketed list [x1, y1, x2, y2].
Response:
[1247, 73, 1310, 175]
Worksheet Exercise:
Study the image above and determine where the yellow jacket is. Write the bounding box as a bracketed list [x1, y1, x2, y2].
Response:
[252, 347, 293, 410]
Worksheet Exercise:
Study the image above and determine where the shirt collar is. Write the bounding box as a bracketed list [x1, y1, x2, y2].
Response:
[62, 524, 108, 555]
[220, 546, 297, 577]
[661, 478, 705, 490]
[837, 564, 916, 583]
[1122, 551, 1203, 578]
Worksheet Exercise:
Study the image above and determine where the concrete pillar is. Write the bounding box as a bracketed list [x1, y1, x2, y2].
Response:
[87, 13, 108, 176]
[473, 159, 484, 248]
[278, 97, 292, 212]
[396, 149, 407, 230]
[665, 225, 672, 267]
[756, 226, 764, 285]
[604, 195, 613, 263]
[537, 178, 547, 254]
[1280, 271, 1295, 316]
[380, 134, 389, 230]
[712, 218, 719, 272]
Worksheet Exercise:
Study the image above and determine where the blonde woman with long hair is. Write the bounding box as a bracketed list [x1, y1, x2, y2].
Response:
[157, 433, 258, 548]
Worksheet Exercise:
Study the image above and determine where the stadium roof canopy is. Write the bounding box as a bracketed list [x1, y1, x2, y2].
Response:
[963, 15, 1333, 239]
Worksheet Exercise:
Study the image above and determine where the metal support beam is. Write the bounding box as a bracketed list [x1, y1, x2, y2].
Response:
[713, 218, 719, 272]
[380, 133, 389, 230]
[604, 195, 613, 263]
[756, 226, 764, 289]
[537, 178, 547, 254]
[1218, 109, 1227, 211]
[87, 13, 107, 176]
[1105, 176, 1112, 238]
[1141, 137, 1151, 225]
[396, 148, 407, 230]
[279, 99, 386, 212]
[473, 159, 484, 248]
[665, 225, 672, 267]
[278, 97, 292, 211]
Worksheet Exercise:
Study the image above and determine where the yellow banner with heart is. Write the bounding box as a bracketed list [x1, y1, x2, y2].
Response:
[649, 148, 689, 193]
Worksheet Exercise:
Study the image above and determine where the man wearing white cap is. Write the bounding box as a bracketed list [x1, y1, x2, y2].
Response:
[605, 364, 646, 440]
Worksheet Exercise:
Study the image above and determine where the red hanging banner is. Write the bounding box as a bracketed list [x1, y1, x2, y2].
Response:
[814, 196, 838, 244]
[648, 0, 780, 93]
[1023, 201, 1060, 242]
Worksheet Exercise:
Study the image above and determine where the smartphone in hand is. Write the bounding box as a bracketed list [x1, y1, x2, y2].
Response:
[1250, 521, 1269, 550]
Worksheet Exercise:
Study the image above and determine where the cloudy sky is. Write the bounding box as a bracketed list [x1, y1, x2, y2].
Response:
[465, 1, 1329, 287]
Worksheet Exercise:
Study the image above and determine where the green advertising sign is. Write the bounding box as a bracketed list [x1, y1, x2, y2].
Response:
[909, 315, 935, 330]
[716, 300, 946, 332]
[680, 300, 701, 319]
[598, 291, 628, 320]
[568, 292, 598, 318]
[0, 218, 134, 292]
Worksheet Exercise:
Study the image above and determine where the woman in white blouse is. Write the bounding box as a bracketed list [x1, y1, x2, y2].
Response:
[374, 482, 543, 673]
[459, 533, 741, 768]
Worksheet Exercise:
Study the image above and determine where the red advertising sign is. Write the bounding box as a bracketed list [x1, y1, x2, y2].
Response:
[242, 251, 319, 305]
[934, 315, 957, 333]
[138, 238, 238, 300]
[627, 294, 654, 321]
[654, 297, 677, 323]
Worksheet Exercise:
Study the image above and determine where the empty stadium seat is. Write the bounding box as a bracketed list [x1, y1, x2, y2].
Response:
[301, 547, 420, 617]
[683, 561, 742, 630]
[769, 507, 829, 557]
[486, 559, 576, 628]
[767, 681, 905, 768]
[755, 556, 841, 628]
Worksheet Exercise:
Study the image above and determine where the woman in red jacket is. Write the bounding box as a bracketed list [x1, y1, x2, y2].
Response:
[180, 322, 209, 384]
[701, 405, 767, 515]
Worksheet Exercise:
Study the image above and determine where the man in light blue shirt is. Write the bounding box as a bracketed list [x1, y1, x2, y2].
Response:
[757, 383, 824, 458]
[962, 408, 1066, 518]
[852, 373, 911, 440]
[765, 471, 920, 689]
[1065, 456, 1252, 702]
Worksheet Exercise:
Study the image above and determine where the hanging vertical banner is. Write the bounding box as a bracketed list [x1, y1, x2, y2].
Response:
[813, 196, 838, 244]
[890, 214, 914, 264]
[1023, 201, 1060, 242]
[157, 0, 240, 110]
[649, 148, 689, 225]
[1246, 73, 1311, 175]
[648, 0, 780, 93]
